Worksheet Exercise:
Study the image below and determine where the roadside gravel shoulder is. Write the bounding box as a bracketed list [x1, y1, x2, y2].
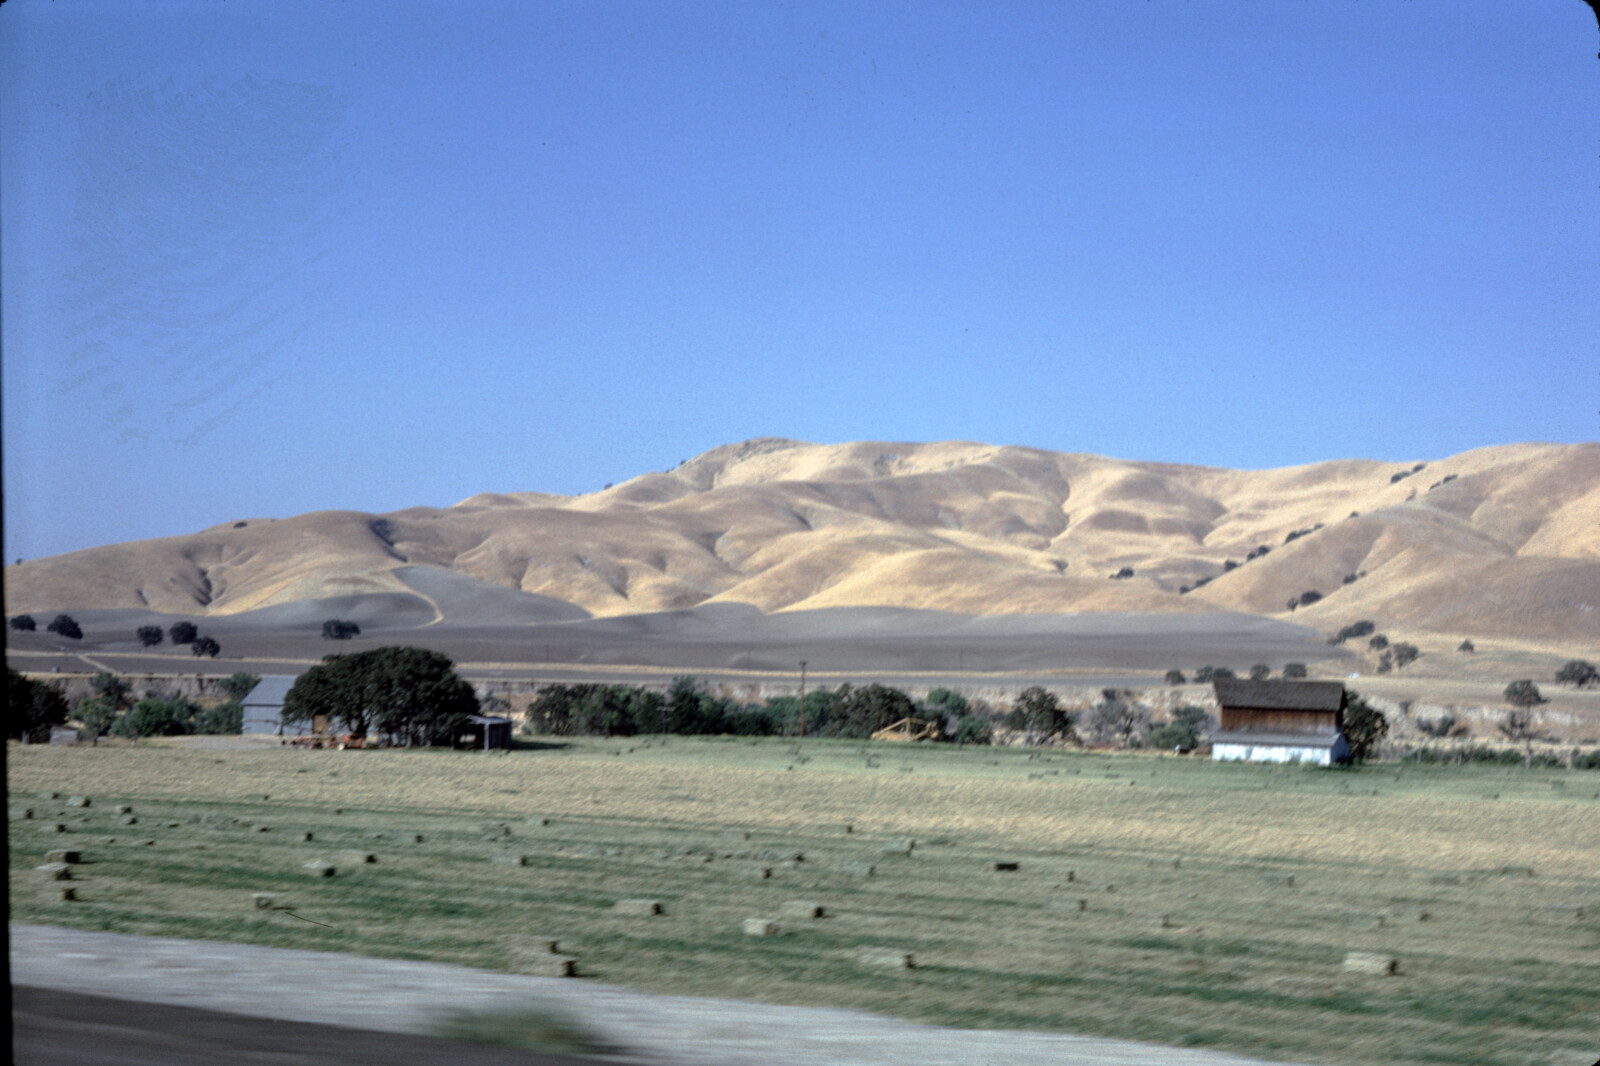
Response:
[10, 924, 1315, 1066]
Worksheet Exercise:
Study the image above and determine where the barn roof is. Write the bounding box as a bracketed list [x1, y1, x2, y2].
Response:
[1212, 678, 1344, 711]
[242, 675, 297, 707]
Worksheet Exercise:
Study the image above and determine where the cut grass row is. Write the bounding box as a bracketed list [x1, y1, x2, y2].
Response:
[8, 735, 1600, 1066]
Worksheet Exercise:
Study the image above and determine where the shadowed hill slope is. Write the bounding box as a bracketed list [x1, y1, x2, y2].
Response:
[6, 440, 1597, 643]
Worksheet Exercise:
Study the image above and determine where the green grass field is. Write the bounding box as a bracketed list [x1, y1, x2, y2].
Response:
[8, 736, 1599, 1066]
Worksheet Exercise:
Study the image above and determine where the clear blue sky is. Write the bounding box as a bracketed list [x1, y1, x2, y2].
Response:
[3, 1, 1596, 563]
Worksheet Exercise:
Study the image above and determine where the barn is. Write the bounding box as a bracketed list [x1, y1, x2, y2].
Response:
[453, 714, 514, 750]
[1209, 677, 1350, 765]
[241, 676, 297, 735]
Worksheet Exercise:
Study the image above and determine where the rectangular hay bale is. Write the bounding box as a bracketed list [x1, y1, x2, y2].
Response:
[612, 898, 662, 917]
[45, 849, 81, 864]
[778, 900, 825, 919]
[491, 852, 529, 867]
[857, 947, 914, 969]
[1342, 952, 1399, 976]
[742, 918, 781, 936]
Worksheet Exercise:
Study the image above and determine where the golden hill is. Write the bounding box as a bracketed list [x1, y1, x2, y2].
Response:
[6, 439, 1598, 642]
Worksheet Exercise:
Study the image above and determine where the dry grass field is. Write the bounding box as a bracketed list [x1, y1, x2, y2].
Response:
[8, 737, 1599, 1066]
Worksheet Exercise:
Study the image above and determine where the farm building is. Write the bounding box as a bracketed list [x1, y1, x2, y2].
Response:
[453, 714, 514, 750]
[1209, 677, 1350, 765]
[240, 675, 297, 735]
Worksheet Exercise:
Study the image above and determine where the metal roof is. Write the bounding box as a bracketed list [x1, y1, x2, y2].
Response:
[1212, 678, 1344, 711]
[242, 675, 297, 707]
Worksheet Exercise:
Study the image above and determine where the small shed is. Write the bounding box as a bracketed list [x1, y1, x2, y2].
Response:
[453, 714, 514, 750]
[241, 676, 297, 736]
[1210, 678, 1349, 765]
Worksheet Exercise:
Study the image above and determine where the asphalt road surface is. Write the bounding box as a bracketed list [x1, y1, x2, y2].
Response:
[11, 986, 616, 1066]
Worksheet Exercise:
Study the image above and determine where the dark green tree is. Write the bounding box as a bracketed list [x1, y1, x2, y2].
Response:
[952, 715, 993, 745]
[816, 683, 918, 740]
[194, 701, 244, 735]
[1340, 692, 1388, 762]
[923, 687, 969, 716]
[1391, 642, 1421, 668]
[47, 614, 83, 640]
[191, 635, 221, 658]
[113, 697, 199, 738]
[76, 696, 120, 739]
[136, 625, 164, 647]
[91, 672, 133, 709]
[169, 621, 198, 645]
[1282, 662, 1308, 679]
[1164, 669, 1186, 686]
[1555, 660, 1598, 688]
[9, 614, 37, 631]
[7, 668, 70, 741]
[1011, 686, 1077, 746]
[321, 619, 361, 640]
[283, 646, 479, 745]
[1503, 679, 1547, 708]
[1249, 663, 1271, 681]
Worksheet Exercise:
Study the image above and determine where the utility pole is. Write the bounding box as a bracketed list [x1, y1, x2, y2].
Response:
[798, 660, 808, 740]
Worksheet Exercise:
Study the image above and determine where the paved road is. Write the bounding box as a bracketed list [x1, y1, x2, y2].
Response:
[12, 986, 612, 1066]
[11, 924, 1315, 1066]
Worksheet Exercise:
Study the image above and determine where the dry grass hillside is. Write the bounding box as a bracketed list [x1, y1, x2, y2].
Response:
[6, 440, 1598, 643]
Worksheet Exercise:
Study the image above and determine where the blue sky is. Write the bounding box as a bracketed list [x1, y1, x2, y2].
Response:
[3, 1, 1596, 563]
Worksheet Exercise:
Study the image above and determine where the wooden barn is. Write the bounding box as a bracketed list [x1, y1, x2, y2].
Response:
[1209, 678, 1350, 765]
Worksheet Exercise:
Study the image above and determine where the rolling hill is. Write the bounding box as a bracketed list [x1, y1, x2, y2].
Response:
[6, 439, 1598, 645]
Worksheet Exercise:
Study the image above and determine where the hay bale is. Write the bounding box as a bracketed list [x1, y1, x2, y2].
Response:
[336, 850, 378, 865]
[58, 887, 78, 902]
[750, 866, 774, 879]
[779, 900, 825, 919]
[1155, 914, 1175, 929]
[723, 829, 752, 841]
[251, 892, 277, 910]
[48, 823, 67, 834]
[113, 805, 133, 815]
[405, 833, 425, 843]
[840, 861, 876, 878]
[479, 821, 512, 836]
[880, 841, 915, 857]
[35, 863, 73, 881]
[38, 790, 60, 800]
[491, 852, 529, 867]
[1497, 865, 1535, 877]
[991, 861, 1020, 872]
[506, 942, 578, 976]
[45, 849, 81, 864]
[742, 918, 781, 936]
[9, 806, 34, 821]
[529, 817, 551, 827]
[1264, 873, 1296, 887]
[612, 898, 662, 917]
[117, 814, 138, 826]
[1342, 952, 1399, 976]
[856, 947, 914, 969]
[252, 825, 270, 833]
[301, 831, 315, 842]
[131, 839, 155, 847]
[65, 796, 90, 808]
[302, 860, 336, 877]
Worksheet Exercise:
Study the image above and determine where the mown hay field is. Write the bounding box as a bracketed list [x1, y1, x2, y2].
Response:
[9, 736, 1600, 1066]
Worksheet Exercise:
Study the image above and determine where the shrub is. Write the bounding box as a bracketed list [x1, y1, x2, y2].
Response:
[10, 614, 37, 631]
[1011, 687, 1077, 745]
[1146, 705, 1210, 752]
[1497, 709, 1542, 741]
[191, 635, 221, 658]
[169, 621, 198, 645]
[1297, 590, 1322, 608]
[46, 614, 83, 640]
[1391, 642, 1421, 668]
[113, 697, 200, 738]
[1415, 713, 1466, 738]
[1210, 667, 1236, 680]
[322, 619, 361, 640]
[1248, 664, 1271, 681]
[1085, 689, 1148, 749]
[1282, 662, 1307, 679]
[1368, 634, 1389, 651]
[217, 672, 261, 701]
[1573, 749, 1600, 771]
[1109, 566, 1135, 580]
[1193, 665, 1215, 683]
[923, 687, 969, 716]
[1164, 669, 1186, 686]
[136, 625, 164, 647]
[193, 701, 243, 735]
[1458, 639, 1475, 653]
